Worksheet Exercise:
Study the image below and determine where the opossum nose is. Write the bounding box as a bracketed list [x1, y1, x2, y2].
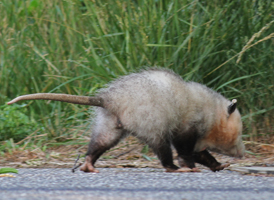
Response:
[236, 149, 245, 158]
[237, 154, 244, 159]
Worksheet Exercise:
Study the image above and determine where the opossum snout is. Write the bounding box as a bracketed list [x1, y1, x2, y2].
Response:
[236, 138, 245, 158]
[236, 152, 244, 159]
[228, 140, 245, 158]
[236, 144, 245, 158]
[212, 138, 245, 158]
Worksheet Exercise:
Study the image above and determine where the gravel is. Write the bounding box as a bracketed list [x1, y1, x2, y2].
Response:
[1, 168, 274, 200]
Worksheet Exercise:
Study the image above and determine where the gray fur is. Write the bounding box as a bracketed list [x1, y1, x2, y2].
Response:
[94, 69, 243, 155]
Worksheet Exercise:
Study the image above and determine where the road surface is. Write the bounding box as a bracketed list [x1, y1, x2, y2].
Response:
[1, 168, 274, 200]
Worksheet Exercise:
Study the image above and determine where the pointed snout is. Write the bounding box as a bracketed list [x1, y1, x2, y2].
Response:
[234, 141, 245, 158]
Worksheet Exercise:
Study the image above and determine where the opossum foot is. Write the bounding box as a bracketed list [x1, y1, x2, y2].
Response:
[80, 156, 99, 173]
[210, 163, 230, 172]
[189, 167, 201, 172]
[165, 167, 201, 173]
[80, 162, 99, 173]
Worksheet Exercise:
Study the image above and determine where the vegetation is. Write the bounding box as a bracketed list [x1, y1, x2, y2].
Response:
[0, 0, 274, 152]
[0, 167, 18, 174]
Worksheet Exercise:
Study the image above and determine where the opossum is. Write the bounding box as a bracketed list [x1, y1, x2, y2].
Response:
[8, 68, 244, 173]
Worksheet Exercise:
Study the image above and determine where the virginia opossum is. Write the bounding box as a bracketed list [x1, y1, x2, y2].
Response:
[8, 68, 244, 173]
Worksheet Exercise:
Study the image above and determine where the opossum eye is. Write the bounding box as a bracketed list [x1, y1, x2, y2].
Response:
[228, 99, 237, 115]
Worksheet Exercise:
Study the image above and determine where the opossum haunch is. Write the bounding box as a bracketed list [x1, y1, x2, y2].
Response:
[8, 69, 244, 173]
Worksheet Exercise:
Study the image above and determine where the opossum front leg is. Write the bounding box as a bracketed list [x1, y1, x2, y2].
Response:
[192, 150, 230, 172]
[150, 141, 179, 172]
[172, 130, 201, 172]
[150, 139, 198, 173]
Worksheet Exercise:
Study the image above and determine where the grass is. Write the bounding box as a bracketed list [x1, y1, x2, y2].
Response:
[0, 0, 274, 151]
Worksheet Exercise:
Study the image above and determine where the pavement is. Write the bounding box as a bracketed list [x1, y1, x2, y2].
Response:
[229, 166, 274, 175]
[1, 168, 274, 200]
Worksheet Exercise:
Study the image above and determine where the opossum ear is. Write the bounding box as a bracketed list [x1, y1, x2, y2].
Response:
[228, 99, 237, 115]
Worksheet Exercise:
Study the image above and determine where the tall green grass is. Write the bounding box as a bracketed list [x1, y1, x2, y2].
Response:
[0, 0, 274, 144]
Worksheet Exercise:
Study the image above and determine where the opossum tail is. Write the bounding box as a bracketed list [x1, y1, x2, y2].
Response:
[7, 93, 104, 107]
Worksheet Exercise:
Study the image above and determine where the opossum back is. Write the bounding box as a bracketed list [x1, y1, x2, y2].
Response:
[97, 69, 186, 140]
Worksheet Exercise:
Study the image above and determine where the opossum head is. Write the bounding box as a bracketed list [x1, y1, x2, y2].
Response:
[203, 99, 245, 158]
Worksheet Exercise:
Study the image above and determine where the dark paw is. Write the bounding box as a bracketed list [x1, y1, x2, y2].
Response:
[210, 163, 230, 172]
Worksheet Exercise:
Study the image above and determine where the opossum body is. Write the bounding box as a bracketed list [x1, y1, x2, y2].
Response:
[8, 69, 244, 173]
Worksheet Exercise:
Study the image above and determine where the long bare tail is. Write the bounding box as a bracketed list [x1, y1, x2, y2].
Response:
[7, 93, 104, 107]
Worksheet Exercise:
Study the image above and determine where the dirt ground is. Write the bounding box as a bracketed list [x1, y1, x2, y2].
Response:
[1, 136, 274, 171]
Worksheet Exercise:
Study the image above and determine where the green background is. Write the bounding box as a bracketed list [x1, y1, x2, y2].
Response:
[0, 0, 274, 149]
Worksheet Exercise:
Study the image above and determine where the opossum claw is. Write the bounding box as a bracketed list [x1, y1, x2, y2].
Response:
[165, 167, 201, 173]
[210, 163, 230, 172]
[80, 163, 99, 173]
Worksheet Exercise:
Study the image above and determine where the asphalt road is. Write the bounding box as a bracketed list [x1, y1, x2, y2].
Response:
[1, 168, 274, 200]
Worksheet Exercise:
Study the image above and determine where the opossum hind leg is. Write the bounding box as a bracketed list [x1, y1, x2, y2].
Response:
[80, 111, 125, 173]
[80, 129, 125, 173]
